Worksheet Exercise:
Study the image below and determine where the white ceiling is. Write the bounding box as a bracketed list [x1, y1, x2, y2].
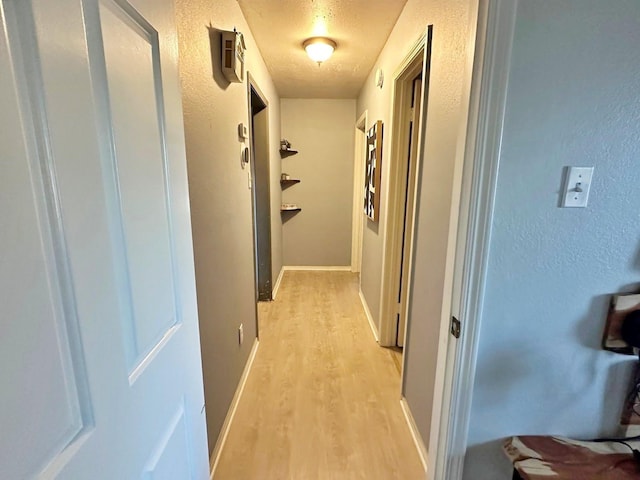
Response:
[237, 0, 408, 99]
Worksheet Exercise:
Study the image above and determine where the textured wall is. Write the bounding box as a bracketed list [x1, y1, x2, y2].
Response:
[356, 0, 479, 448]
[465, 1, 640, 478]
[175, 0, 281, 454]
[280, 99, 356, 266]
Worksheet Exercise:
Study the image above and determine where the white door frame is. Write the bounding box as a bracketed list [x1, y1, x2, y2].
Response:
[378, 32, 427, 348]
[429, 1, 517, 479]
[351, 110, 367, 274]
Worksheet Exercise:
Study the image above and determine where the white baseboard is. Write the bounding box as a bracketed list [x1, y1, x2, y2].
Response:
[358, 287, 379, 342]
[400, 397, 428, 475]
[272, 267, 285, 300]
[209, 338, 259, 478]
[283, 265, 352, 271]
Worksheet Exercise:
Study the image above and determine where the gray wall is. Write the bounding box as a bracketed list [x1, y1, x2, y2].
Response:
[356, 0, 479, 448]
[464, 1, 640, 478]
[280, 99, 356, 267]
[175, 0, 282, 454]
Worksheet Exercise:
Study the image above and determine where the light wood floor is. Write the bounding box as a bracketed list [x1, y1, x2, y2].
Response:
[214, 271, 425, 480]
[386, 346, 404, 374]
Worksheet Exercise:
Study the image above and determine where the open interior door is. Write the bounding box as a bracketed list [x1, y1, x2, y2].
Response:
[397, 75, 423, 347]
[0, 0, 209, 477]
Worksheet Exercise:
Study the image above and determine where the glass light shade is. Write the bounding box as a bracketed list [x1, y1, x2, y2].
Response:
[303, 37, 336, 64]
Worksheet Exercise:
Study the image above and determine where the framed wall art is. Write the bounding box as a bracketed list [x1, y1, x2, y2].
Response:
[364, 120, 383, 221]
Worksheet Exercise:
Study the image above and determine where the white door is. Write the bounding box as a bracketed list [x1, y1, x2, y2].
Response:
[0, 0, 209, 478]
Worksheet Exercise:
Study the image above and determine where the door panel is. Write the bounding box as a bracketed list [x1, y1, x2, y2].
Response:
[0, 0, 209, 477]
[100, 0, 178, 369]
[143, 404, 191, 480]
[0, 18, 92, 478]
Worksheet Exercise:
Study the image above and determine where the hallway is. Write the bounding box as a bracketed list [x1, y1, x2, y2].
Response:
[214, 271, 425, 479]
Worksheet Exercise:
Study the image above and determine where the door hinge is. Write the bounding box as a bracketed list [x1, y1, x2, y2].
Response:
[451, 316, 461, 339]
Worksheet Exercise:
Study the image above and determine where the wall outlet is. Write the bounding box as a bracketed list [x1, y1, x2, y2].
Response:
[238, 323, 244, 345]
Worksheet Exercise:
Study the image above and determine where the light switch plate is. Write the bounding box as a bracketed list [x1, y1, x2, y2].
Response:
[238, 122, 248, 139]
[562, 166, 594, 208]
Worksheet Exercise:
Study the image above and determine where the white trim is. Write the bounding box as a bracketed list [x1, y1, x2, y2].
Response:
[400, 397, 428, 475]
[209, 338, 260, 478]
[359, 287, 379, 342]
[282, 265, 351, 271]
[378, 32, 427, 348]
[431, 1, 518, 479]
[271, 266, 285, 300]
[351, 111, 367, 274]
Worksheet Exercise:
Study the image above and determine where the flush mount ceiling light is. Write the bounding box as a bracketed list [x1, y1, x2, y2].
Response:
[303, 37, 336, 65]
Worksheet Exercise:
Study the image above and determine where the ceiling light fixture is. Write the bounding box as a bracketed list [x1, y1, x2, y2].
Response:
[303, 37, 336, 65]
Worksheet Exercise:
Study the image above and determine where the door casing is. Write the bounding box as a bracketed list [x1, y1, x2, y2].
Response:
[378, 31, 431, 352]
[247, 73, 272, 304]
[351, 110, 368, 274]
[431, 1, 518, 479]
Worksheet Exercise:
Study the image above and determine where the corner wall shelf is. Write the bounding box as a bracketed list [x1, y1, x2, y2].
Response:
[280, 139, 300, 216]
[280, 178, 301, 188]
[281, 204, 301, 213]
[279, 148, 298, 158]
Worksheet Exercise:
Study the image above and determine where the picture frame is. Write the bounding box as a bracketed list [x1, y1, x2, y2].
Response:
[364, 120, 383, 221]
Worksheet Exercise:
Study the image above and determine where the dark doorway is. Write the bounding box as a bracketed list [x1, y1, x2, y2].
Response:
[248, 76, 272, 302]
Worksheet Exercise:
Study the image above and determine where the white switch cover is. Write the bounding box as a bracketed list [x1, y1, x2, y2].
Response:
[562, 167, 594, 208]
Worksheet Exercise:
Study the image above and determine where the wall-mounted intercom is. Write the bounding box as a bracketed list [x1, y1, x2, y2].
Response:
[221, 29, 246, 83]
[241, 145, 249, 168]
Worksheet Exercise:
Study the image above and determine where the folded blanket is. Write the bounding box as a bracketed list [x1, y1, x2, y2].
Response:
[503, 435, 640, 479]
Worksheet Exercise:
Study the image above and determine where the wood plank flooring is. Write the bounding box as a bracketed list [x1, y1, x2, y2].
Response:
[214, 271, 425, 480]
[386, 346, 404, 374]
